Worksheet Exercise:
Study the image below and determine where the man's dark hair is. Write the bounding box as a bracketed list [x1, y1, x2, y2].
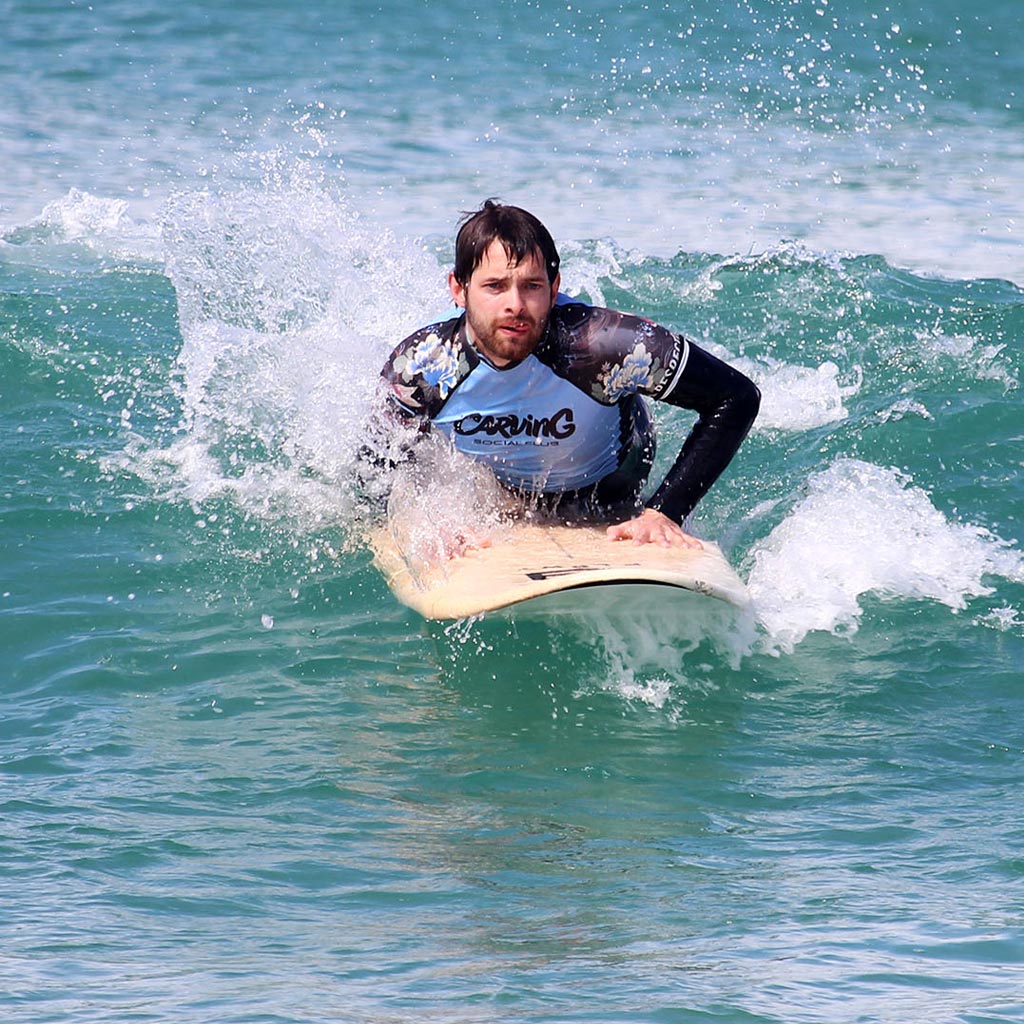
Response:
[453, 199, 560, 286]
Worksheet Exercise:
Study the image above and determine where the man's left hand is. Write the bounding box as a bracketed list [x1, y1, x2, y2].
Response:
[606, 507, 703, 549]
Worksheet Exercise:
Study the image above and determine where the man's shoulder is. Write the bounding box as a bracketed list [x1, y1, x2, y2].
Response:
[546, 301, 671, 357]
[544, 301, 610, 350]
[543, 301, 689, 402]
[381, 316, 475, 415]
[549, 299, 601, 327]
[549, 301, 652, 338]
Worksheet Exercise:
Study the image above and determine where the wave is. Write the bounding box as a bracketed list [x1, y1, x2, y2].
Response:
[1, 188, 163, 263]
[4, 176, 1020, 668]
[746, 458, 1024, 654]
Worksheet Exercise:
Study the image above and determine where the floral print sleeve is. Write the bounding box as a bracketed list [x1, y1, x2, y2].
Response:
[541, 304, 688, 405]
[380, 318, 476, 419]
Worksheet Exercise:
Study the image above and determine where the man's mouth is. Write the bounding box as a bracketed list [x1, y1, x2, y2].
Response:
[500, 320, 531, 334]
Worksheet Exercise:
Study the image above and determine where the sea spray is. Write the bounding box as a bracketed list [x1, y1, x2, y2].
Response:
[383, 433, 516, 569]
[747, 458, 1024, 654]
[155, 169, 448, 535]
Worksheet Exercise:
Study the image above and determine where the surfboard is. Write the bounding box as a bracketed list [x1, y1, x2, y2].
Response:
[370, 520, 749, 620]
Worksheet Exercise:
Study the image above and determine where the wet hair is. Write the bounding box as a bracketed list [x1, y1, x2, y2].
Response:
[453, 199, 560, 286]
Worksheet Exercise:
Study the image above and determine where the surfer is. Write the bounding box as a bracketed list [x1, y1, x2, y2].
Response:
[372, 200, 760, 550]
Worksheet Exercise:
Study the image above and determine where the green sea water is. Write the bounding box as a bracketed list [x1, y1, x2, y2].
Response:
[3, 1, 1024, 1021]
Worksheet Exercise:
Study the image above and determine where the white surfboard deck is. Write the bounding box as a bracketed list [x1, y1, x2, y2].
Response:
[370, 520, 749, 620]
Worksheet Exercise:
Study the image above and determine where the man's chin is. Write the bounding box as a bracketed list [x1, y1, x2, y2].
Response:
[478, 332, 541, 366]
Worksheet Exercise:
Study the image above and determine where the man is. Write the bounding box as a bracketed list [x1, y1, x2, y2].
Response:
[375, 200, 759, 549]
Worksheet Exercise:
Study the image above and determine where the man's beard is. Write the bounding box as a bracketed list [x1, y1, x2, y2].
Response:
[464, 305, 548, 367]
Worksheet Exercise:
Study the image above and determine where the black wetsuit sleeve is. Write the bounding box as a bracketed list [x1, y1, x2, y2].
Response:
[646, 342, 760, 524]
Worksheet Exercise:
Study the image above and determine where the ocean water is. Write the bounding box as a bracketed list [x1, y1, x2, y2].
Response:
[2, 1, 1023, 1022]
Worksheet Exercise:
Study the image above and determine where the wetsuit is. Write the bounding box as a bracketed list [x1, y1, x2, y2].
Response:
[378, 302, 759, 523]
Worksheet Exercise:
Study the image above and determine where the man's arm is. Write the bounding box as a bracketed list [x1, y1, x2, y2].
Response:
[356, 322, 459, 512]
[647, 341, 760, 522]
[609, 341, 760, 548]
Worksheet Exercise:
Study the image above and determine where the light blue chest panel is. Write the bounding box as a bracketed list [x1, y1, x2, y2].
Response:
[432, 353, 622, 492]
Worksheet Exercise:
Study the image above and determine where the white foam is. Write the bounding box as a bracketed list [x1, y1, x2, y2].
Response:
[743, 357, 861, 432]
[876, 398, 933, 423]
[747, 459, 1024, 653]
[8, 187, 162, 261]
[502, 582, 758, 712]
[559, 238, 636, 306]
[384, 434, 515, 566]
[913, 329, 1018, 390]
[974, 605, 1023, 634]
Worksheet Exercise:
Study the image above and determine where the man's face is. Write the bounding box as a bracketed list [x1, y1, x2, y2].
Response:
[448, 239, 560, 367]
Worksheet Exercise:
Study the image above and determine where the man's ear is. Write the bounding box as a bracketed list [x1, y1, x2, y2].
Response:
[448, 271, 466, 308]
[551, 272, 561, 304]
